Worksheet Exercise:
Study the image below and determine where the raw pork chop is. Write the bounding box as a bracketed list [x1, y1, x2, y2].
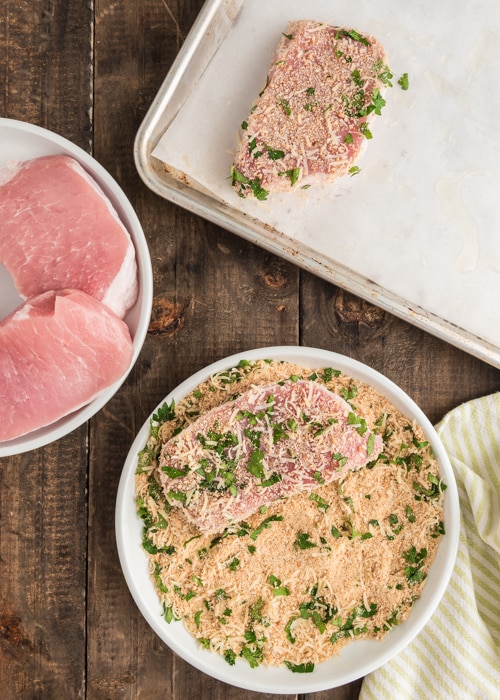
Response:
[0, 155, 138, 318]
[232, 20, 388, 198]
[0, 289, 134, 442]
[158, 379, 383, 533]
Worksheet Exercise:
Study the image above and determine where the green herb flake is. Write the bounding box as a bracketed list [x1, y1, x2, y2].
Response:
[351, 69, 364, 87]
[374, 59, 393, 86]
[167, 489, 187, 505]
[402, 546, 428, 585]
[241, 644, 262, 668]
[367, 433, 375, 456]
[279, 97, 291, 115]
[162, 464, 190, 479]
[406, 505, 416, 523]
[332, 452, 348, 469]
[247, 448, 266, 480]
[153, 400, 176, 426]
[231, 167, 269, 201]
[285, 617, 298, 643]
[273, 586, 290, 597]
[336, 28, 370, 46]
[312, 470, 324, 484]
[371, 88, 386, 115]
[331, 524, 342, 538]
[224, 648, 237, 665]
[284, 660, 315, 673]
[265, 145, 285, 160]
[342, 382, 358, 402]
[295, 532, 317, 550]
[153, 563, 168, 594]
[228, 557, 240, 571]
[322, 367, 341, 382]
[347, 411, 368, 435]
[249, 514, 283, 540]
[413, 473, 447, 501]
[359, 121, 373, 139]
[310, 493, 330, 512]
[398, 72, 409, 90]
[162, 603, 176, 624]
[250, 596, 264, 622]
[278, 167, 301, 186]
[269, 574, 290, 596]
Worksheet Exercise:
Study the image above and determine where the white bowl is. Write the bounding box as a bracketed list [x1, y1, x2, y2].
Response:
[0, 118, 153, 456]
[115, 346, 460, 694]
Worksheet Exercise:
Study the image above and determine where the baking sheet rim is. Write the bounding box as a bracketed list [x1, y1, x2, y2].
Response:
[134, 0, 500, 370]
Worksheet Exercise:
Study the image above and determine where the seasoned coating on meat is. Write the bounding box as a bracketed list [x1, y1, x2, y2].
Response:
[157, 379, 382, 533]
[232, 20, 389, 198]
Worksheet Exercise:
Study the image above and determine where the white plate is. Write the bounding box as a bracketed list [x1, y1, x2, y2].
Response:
[115, 346, 460, 694]
[0, 118, 153, 456]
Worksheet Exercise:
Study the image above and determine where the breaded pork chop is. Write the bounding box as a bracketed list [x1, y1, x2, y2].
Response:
[232, 20, 389, 199]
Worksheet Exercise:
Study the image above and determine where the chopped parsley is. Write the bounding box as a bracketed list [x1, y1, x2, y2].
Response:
[265, 145, 285, 160]
[398, 72, 409, 90]
[279, 97, 291, 115]
[309, 493, 330, 512]
[402, 546, 428, 585]
[269, 574, 291, 596]
[336, 28, 371, 46]
[246, 448, 265, 480]
[228, 556, 240, 571]
[413, 473, 447, 501]
[152, 400, 176, 426]
[278, 167, 301, 186]
[224, 648, 236, 665]
[249, 514, 284, 540]
[162, 604, 175, 623]
[231, 167, 269, 200]
[284, 660, 315, 673]
[295, 532, 317, 550]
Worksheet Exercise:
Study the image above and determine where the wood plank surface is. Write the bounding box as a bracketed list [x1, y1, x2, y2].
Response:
[1, 1, 499, 699]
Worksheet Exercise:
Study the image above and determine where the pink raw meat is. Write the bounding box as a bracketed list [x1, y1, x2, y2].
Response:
[158, 379, 383, 533]
[0, 155, 138, 318]
[0, 289, 134, 442]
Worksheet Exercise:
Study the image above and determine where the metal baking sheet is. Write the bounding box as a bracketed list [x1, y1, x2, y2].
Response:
[134, 0, 500, 369]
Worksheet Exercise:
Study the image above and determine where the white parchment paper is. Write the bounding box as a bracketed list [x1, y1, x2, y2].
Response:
[152, 0, 500, 349]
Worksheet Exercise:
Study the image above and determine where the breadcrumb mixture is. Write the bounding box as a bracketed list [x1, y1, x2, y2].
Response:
[135, 359, 445, 672]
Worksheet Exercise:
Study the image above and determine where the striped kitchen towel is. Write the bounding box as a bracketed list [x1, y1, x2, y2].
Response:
[360, 393, 500, 700]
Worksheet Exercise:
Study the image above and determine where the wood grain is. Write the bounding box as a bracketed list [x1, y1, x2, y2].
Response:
[1, 1, 499, 699]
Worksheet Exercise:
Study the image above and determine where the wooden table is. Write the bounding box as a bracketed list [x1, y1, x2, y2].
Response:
[1, 2, 499, 698]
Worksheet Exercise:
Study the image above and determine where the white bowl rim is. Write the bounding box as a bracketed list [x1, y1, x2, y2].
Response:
[115, 345, 460, 694]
